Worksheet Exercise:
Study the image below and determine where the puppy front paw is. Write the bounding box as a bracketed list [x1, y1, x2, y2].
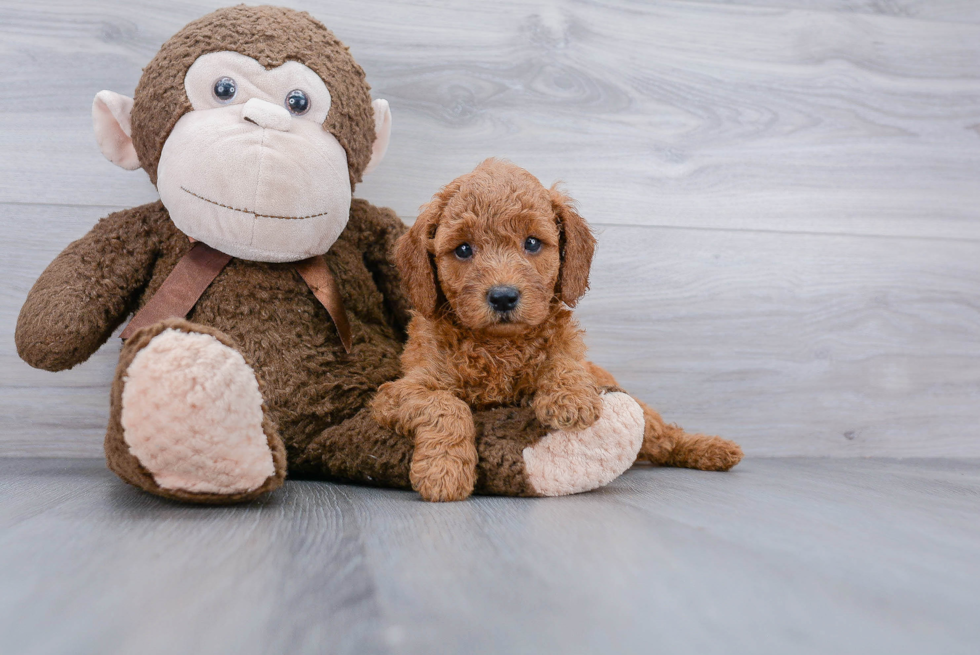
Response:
[534, 387, 604, 431]
[410, 435, 478, 502]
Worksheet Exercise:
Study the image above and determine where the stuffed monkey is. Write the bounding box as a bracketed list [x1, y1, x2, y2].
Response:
[15, 5, 677, 503]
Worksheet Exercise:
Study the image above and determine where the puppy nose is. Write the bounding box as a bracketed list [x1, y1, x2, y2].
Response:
[487, 286, 521, 312]
[241, 98, 291, 132]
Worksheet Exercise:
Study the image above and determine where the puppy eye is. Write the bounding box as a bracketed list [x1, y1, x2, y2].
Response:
[454, 243, 473, 260]
[285, 89, 310, 115]
[212, 77, 237, 103]
[524, 237, 543, 253]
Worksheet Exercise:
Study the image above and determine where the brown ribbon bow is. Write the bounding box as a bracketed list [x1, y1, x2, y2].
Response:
[119, 242, 352, 353]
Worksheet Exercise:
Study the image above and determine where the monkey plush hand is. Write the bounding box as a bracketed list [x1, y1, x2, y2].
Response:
[15, 6, 699, 504]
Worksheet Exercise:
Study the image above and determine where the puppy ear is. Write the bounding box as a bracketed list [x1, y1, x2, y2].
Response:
[395, 181, 459, 317]
[551, 185, 596, 307]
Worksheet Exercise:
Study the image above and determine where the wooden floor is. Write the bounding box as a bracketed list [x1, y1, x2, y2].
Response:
[0, 457, 977, 655]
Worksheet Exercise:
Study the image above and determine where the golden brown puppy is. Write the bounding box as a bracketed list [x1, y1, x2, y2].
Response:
[372, 159, 742, 502]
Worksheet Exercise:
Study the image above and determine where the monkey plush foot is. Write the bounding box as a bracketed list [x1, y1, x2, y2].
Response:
[105, 319, 286, 503]
[521, 392, 644, 496]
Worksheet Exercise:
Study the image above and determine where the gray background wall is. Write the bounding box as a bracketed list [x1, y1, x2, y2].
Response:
[1, 0, 978, 457]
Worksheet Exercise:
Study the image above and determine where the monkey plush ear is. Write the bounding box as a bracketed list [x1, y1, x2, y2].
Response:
[551, 185, 597, 307]
[92, 90, 141, 171]
[362, 99, 392, 176]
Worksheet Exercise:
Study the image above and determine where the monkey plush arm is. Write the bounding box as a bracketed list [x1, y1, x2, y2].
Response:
[16, 204, 160, 371]
[352, 199, 413, 335]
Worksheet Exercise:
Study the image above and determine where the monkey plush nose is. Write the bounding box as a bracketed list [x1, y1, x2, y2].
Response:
[241, 98, 292, 132]
[487, 286, 521, 312]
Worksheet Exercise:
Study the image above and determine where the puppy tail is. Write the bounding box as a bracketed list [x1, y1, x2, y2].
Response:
[584, 362, 743, 472]
[635, 399, 743, 471]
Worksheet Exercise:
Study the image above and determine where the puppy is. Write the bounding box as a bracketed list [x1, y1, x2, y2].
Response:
[372, 159, 742, 502]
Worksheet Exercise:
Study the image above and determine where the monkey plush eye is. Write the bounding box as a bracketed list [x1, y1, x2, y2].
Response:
[212, 77, 237, 103]
[285, 89, 310, 115]
[454, 243, 473, 260]
[524, 237, 542, 253]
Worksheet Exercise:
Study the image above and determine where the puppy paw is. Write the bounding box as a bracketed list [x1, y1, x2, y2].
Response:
[534, 387, 604, 431]
[410, 437, 478, 502]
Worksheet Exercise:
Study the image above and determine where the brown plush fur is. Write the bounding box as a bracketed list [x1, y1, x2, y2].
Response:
[132, 6, 376, 187]
[373, 160, 743, 501]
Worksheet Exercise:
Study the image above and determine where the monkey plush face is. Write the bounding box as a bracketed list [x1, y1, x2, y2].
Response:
[90, 6, 391, 262]
[154, 51, 354, 261]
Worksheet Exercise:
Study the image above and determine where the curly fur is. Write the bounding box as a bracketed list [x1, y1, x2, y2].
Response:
[373, 160, 744, 502]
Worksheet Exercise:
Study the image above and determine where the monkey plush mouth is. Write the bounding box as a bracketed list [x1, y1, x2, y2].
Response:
[157, 107, 352, 263]
[180, 187, 330, 221]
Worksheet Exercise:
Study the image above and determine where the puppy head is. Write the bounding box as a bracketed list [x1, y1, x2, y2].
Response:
[396, 159, 596, 335]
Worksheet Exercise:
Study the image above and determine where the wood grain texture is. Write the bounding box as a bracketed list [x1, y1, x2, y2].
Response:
[1, 457, 978, 654]
[577, 224, 980, 457]
[692, 1, 980, 24]
[1, 0, 978, 457]
[1, 0, 979, 237]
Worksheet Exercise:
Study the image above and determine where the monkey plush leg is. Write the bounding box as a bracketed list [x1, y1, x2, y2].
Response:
[520, 391, 644, 496]
[105, 318, 286, 503]
[292, 391, 645, 498]
[583, 362, 743, 472]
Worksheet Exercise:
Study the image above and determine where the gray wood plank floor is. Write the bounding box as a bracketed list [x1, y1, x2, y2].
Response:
[1, 0, 979, 456]
[1, 457, 978, 655]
